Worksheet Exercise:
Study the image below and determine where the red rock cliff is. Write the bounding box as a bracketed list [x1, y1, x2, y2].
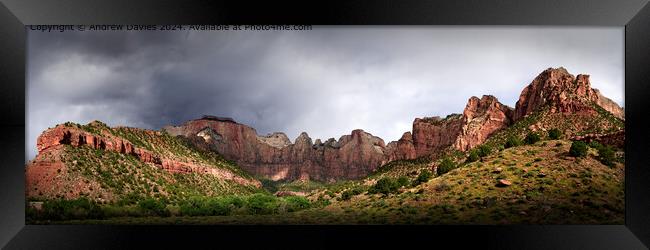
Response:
[513, 67, 624, 121]
[164, 119, 388, 182]
[165, 94, 515, 181]
[453, 95, 514, 151]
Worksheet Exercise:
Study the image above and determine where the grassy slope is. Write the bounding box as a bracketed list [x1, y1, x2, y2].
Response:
[69, 139, 623, 225]
[299, 139, 624, 224]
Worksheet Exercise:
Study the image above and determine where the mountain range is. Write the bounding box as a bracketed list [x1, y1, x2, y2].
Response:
[25, 67, 625, 224]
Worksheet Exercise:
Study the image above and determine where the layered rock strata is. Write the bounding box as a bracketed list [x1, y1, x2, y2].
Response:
[29, 125, 261, 189]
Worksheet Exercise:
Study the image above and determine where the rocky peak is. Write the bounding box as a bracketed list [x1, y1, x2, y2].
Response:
[453, 95, 513, 151]
[513, 67, 624, 121]
[294, 132, 313, 146]
[464, 95, 513, 120]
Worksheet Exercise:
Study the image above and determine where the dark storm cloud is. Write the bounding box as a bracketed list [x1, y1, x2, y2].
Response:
[27, 26, 624, 160]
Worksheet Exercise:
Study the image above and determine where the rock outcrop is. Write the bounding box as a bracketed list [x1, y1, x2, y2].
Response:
[385, 132, 416, 162]
[392, 95, 513, 158]
[571, 130, 625, 149]
[453, 95, 514, 151]
[164, 93, 516, 181]
[36, 124, 161, 164]
[29, 125, 261, 188]
[410, 115, 464, 157]
[513, 67, 624, 121]
[164, 118, 388, 182]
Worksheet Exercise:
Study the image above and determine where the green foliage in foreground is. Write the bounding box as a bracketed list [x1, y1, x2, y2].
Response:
[504, 135, 523, 149]
[524, 132, 541, 145]
[476, 144, 492, 157]
[340, 186, 366, 201]
[138, 198, 170, 217]
[466, 150, 480, 163]
[569, 141, 588, 157]
[436, 158, 457, 176]
[587, 141, 618, 168]
[369, 178, 400, 195]
[179, 194, 311, 216]
[414, 170, 433, 186]
[597, 145, 616, 168]
[548, 128, 562, 140]
[26, 198, 105, 221]
[28, 194, 314, 221]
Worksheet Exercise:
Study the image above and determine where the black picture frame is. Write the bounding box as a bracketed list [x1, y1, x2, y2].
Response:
[1, 0, 649, 249]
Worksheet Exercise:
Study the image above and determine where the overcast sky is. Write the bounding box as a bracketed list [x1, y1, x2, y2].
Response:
[27, 26, 624, 160]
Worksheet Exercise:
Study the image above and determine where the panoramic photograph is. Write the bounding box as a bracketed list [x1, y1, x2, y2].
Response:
[25, 26, 625, 224]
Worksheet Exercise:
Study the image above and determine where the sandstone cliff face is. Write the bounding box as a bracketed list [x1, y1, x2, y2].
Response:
[385, 132, 416, 162]
[411, 115, 464, 157]
[395, 95, 513, 157]
[36, 124, 161, 164]
[513, 67, 624, 121]
[162, 92, 517, 181]
[453, 95, 514, 151]
[164, 119, 388, 182]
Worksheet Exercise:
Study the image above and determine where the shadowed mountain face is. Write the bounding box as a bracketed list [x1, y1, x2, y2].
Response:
[161, 67, 624, 182]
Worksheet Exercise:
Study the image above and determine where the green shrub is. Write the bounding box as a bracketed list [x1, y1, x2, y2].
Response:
[598, 145, 616, 167]
[34, 197, 105, 221]
[476, 144, 492, 157]
[504, 136, 522, 148]
[246, 193, 278, 215]
[284, 196, 310, 212]
[314, 196, 331, 208]
[436, 158, 456, 176]
[341, 190, 354, 200]
[138, 198, 170, 217]
[341, 186, 365, 201]
[220, 196, 246, 209]
[369, 178, 399, 195]
[179, 196, 210, 216]
[569, 141, 588, 157]
[588, 141, 604, 151]
[466, 150, 480, 163]
[415, 170, 433, 184]
[548, 128, 562, 140]
[206, 198, 231, 216]
[524, 132, 541, 145]
[396, 176, 410, 188]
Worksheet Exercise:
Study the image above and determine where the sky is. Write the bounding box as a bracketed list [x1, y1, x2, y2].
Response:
[27, 26, 624, 161]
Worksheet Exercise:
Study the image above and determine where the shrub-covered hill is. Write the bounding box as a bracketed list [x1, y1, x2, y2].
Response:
[26, 121, 263, 206]
[295, 138, 624, 225]
[67, 137, 624, 225]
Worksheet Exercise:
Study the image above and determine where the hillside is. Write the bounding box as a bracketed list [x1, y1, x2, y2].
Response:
[60, 137, 623, 225]
[297, 133, 624, 224]
[26, 121, 263, 205]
